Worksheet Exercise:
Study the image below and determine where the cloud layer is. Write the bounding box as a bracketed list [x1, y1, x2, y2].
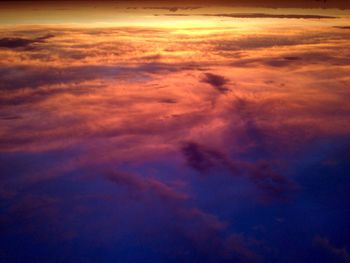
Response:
[1, 9, 350, 263]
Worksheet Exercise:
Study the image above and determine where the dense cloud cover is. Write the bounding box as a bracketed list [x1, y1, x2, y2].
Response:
[0, 5, 350, 263]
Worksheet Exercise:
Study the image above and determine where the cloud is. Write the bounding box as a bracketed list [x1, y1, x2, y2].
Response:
[334, 26, 350, 29]
[0, 38, 36, 48]
[105, 170, 259, 262]
[0, 62, 193, 91]
[1, 20, 349, 262]
[0, 84, 103, 106]
[248, 161, 296, 202]
[106, 171, 188, 201]
[172, 207, 259, 262]
[201, 73, 230, 93]
[139, 6, 202, 12]
[231, 51, 350, 68]
[181, 141, 234, 172]
[224, 234, 260, 262]
[0, 65, 102, 90]
[0, 193, 71, 241]
[203, 13, 336, 19]
[181, 141, 296, 202]
[216, 36, 311, 52]
[159, 13, 336, 19]
[213, 30, 350, 54]
[182, 141, 215, 172]
[159, 98, 177, 103]
[233, 98, 267, 152]
[313, 236, 350, 262]
[0, 34, 54, 49]
[140, 0, 350, 9]
[283, 56, 301, 61]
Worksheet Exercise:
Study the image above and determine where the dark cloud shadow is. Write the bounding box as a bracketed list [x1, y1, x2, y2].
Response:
[334, 26, 350, 29]
[0, 61, 201, 91]
[181, 141, 296, 202]
[139, 6, 202, 12]
[201, 73, 230, 93]
[159, 13, 336, 19]
[0, 34, 54, 49]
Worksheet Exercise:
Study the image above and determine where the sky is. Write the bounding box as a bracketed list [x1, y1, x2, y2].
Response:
[0, 1, 350, 263]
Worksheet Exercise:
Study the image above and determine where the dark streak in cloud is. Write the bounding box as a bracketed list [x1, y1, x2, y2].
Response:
[216, 35, 315, 51]
[248, 161, 295, 202]
[201, 73, 230, 93]
[181, 141, 296, 202]
[334, 26, 350, 29]
[205, 13, 337, 19]
[129, 6, 201, 12]
[0, 115, 22, 120]
[0, 38, 35, 48]
[0, 34, 54, 49]
[159, 98, 177, 104]
[283, 56, 301, 61]
[0, 62, 199, 91]
[234, 98, 269, 156]
[0, 84, 101, 107]
[231, 51, 350, 68]
[181, 141, 231, 172]
[264, 59, 297, 67]
[158, 13, 337, 19]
